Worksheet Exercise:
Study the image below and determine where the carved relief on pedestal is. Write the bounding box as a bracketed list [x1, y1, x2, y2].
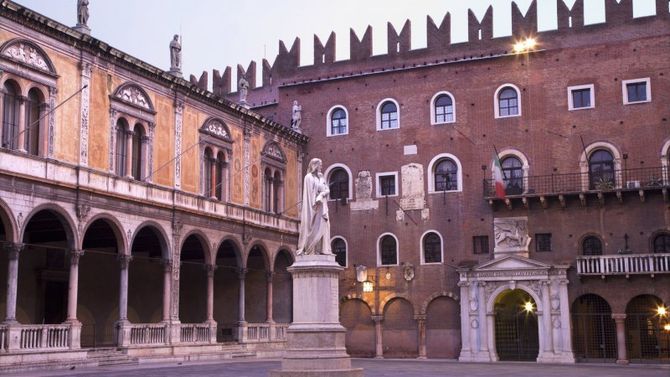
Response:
[399, 163, 426, 210]
[351, 170, 378, 211]
[493, 216, 532, 256]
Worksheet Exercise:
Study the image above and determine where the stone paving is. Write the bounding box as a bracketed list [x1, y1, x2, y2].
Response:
[5, 359, 670, 377]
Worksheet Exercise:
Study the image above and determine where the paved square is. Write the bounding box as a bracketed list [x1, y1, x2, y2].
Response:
[6, 359, 670, 377]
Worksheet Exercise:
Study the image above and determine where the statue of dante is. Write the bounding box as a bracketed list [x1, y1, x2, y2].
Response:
[296, 158, 332, 256]
[170, 34, 182, 71]
[77, 0, 90, 26]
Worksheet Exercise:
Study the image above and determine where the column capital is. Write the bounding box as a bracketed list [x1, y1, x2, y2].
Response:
[611, 313, 627, 321]
[238, 268, 248, 279]
[162, 259, 177, 272]
[371, 315, 383, 323]
[414, 314, 427, 322]
[266, 271, 274, 281]
[205, 264, 217, 277]
[118, 254, 133, 269]
[4, 242, 24, 259]
[69, 249, 85, 265]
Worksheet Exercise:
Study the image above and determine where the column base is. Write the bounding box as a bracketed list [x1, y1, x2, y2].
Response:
[459, 350, 496, 362]
[537, 351, 575, 364]
[616, 359, 629, 365]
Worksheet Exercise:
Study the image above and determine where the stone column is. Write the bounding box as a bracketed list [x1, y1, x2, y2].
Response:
[117, 254, 132, 347]
[125, 130, 134, 178]
[210, 157, 217, 199]
[0, 88, 4, 144]
[416, 314, 427, 359]
[612, 313, 628, 365]
[540, 281, 554, 356]
[66, 249, 85, 349]
[206, 264, 216, 321]
[266, 271, 274, 323]
[162, 260, 172, 321]
[16, 96, 26, 151]
[372, 315, 383, 358]
[237, 268, 247, 341]
[3, 243, 22, 323]
[38, 103, 49, 156]
[66, 250, 85, 321]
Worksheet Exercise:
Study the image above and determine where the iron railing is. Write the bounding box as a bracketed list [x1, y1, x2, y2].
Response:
[483, 166, 668, 198]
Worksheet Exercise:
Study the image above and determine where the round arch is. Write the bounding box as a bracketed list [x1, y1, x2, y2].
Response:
[325, 105, 349, 137]
[0, 197, 17, 242]
[214, 235, 244, 268]
[419, 291, 459, 315]
[330, 236, 348, 267]
[380, 293, 416, 316]
[81, 213, 128, 255]
[245, 240, 271, 270]
[427, 153, 463, 193]
[429, 91, 456, 125]
[376, 232, 399, 267]
[20, 203, 78, 249]
[179, 229, 212, 265]
[660, 138, 670, 185]
[486, 284, 543, 314]
[130, 220, 171, 260]
[272, 247, 295, 267]
[375, 97, 401, 131]
[491, 149, 530, 191]
[579, 141, 623, 189]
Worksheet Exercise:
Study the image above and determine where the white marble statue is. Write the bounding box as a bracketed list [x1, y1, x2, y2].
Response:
[238, 75, 249, 104]
[296, 158, 332, 256]
[170, 34, 182, 71]
[291, 100, 302, 131]
[77, 0, 90, 26]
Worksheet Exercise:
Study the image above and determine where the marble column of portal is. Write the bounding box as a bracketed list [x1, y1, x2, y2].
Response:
[125, 130, 134, 178]
[238, 268, 247, 323]
[416, 314, 427, 359]
[372, 315, 383, 358]
[612, 314, 629, 365]
[162, 260, 173, 321]
[4, 243, 23, 323]
[540, 281, 554, 354]
[66, 250, 85, 322]
[16, 96, 26, 151]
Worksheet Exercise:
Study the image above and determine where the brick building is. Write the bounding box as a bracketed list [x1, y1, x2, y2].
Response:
[0, 0, 669, 371]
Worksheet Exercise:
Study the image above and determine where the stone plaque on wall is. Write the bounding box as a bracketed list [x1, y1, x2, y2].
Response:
[351, 170, 378, 211]
[400, 163, 425, 210]
[493, 216, 532, 257]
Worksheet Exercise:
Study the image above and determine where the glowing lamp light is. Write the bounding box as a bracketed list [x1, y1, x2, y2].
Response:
[523, 301, 535, 313]
[657, 306, 668, 317]
[664, 323, 670, 332]
[362, 280, 374, 293]
[513, 38, 537, 54]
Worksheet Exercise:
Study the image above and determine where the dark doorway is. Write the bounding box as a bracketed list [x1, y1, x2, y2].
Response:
[572, 294, 616, 362]
[494, 289, 539, 361]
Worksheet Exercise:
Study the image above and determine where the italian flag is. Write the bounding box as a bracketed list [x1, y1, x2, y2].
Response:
[492, 152, 506, 198]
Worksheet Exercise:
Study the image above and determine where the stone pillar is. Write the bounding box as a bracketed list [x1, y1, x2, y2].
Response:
[372, 315, 384, 359]
[206, 264, 216, 322]
[557, 278, 575, 362]
[416, 314, 427, 359]
[237, 268, 247, 341]
[0, 88, 4, 144]
[16, 96, 26, 151]
[117, 254, 132, 347]
[66, 249, 84, 349]
[612, 314, 628, 365]
[162, 260, 172, 322]
[266, 271, 274, 323]
[210, 157, 217, 199]
[3, 243, 22, 323]
[539, 281, 554, 359]
[271, 255, 362, 377]
[457, 281, 472, 360]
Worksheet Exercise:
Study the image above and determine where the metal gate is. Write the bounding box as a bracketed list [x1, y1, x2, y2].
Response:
[625, 295, 670, 361]
[494, 290, 539, 361]
[571, 294, 617, 362]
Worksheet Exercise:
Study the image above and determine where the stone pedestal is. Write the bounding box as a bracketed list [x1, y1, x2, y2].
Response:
[271, 255, 362, 377]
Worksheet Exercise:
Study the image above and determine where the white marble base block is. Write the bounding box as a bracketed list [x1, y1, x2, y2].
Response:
[271, 255, 363, 377]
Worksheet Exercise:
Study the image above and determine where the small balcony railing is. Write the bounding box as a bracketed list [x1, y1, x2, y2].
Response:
[128, 323, 168, 346]
[576, 253, 670, 277]
[179, 323, 213, 344]
[483, 166, 668, 199]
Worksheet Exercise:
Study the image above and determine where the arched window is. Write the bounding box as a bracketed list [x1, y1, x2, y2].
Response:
[332, 237, 347, 267]
[25, 88, 45, 155]
[497, 86, 519, 117]
[379, 100, 399, 130]
[501, 156, 523, 195]
[328, 168, 349, 200]
[433, 94, 454, 124]
[131, 124, 144, 180]
[422, 232, 442, 264]
[588, 150, 615, 190]
[653, 233, 670, 253]
[115, 118, 129, 177]
[2, 80, 20, 149]
[434, 158, 458, 191]
[582, 236, 603, 256]
[379, 234, 398, 266]
[330, 107, 348, 136]
[203, 148, 214, 197]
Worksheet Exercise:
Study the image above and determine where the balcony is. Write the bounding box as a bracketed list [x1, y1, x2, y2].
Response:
[483, 166, 668, 208]
[576, 253, 670, 277]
